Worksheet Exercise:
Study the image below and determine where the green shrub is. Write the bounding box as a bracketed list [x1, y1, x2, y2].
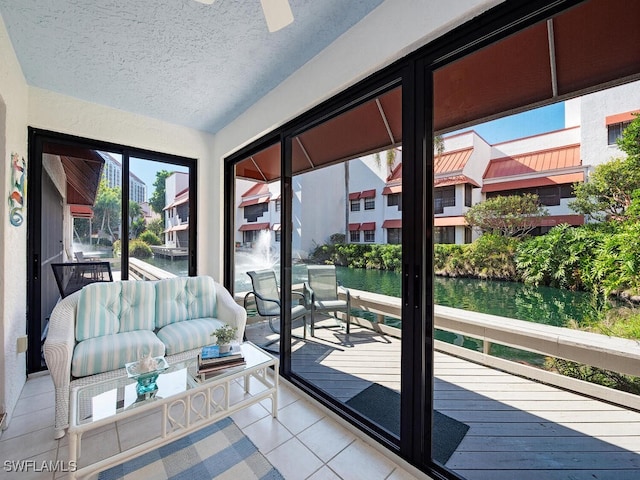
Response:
[592, 221, 640, 297]
[129, 239, 152, 258]
[139, 230, 162, 245]
[516, 224, 604, 290]
[464, 234, 519, 280]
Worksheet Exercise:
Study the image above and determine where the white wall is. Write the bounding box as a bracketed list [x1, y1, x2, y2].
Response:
[579, 80, 640, 170]
[491, 127, 581, 159]
[0, 14, 29, 431]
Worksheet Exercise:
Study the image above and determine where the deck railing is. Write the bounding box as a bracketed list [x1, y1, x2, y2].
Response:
[341, 287, 640, 410]
[128, 258, 177, 281]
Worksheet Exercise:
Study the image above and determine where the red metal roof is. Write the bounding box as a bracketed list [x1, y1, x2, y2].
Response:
[238, 222, 270, 231]
[242, 183, 270, 197]
[382, 219, 402, 229]
[484, 144, 581, 179]
[386, 163, 402, 182]
[434, 148, 473, 175]
[482, 172, 584, 193]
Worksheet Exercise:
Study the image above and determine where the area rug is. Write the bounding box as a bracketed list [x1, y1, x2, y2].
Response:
[345, 383, 469, 465]
[98, 417, 284, 480]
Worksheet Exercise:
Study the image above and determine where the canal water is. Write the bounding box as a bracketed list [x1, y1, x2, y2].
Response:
[157, 257, 612, 328]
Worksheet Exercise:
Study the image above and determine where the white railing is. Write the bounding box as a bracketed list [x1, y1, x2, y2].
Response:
[128, 258, 177, 281]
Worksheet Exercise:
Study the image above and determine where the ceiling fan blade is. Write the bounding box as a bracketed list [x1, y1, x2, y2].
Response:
[259, 0, 294, 32]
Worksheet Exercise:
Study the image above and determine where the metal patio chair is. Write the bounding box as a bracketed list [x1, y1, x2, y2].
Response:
[304, 264, 351, 336]
[51, 261, 113, 298]
[245, 269, 310, 348]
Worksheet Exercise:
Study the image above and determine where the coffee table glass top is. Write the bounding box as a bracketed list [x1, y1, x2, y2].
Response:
[73, 342, 274, 426]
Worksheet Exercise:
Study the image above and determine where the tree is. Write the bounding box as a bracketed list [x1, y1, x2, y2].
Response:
[570, 113, 640, 221]
[147, 217, 165, 238]
[93, 179, 121, 244]
[465, 194, 549, 238]
[149, 170, 171, 216]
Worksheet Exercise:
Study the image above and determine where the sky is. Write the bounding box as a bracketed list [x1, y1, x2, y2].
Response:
[129, 157, 189, 202]
[453, 102, 566, 144]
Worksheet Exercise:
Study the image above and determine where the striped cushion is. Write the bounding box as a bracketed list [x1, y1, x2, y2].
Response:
[156, 318, 226, 355]
[76, 282, 122, 342]
[71, 330, 165, 377]
[156, 276, 217, 327]
[119, 281, 156, 332]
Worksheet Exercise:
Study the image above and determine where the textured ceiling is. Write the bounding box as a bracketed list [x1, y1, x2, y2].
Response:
[0, 0, 384, 133]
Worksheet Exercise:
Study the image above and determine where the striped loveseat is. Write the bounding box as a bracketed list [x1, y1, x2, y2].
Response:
[43, 275, 246, 439]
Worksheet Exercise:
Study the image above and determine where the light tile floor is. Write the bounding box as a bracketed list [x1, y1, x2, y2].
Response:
[0, 372, 429, 480]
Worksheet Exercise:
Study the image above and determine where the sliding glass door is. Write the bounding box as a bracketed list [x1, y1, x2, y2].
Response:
[27, 129, 197, 373]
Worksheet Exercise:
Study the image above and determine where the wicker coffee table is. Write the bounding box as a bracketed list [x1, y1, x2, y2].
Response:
[68, 342, 278, 479]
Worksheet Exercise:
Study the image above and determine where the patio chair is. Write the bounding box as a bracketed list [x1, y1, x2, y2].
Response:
[244, 269, 310, 347]
[51, 261, 113, 298]
[304, 265, 351, 336]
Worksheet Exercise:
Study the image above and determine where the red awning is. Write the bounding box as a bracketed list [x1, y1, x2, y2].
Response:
[238, 222, 270, 231]
[348, 223, 361, 231]
[382, 185, 402, 195]
[533, 214, 584, 227]
[164, 224, 189, 233]
[382, 219, 402, 229]
[239, 195, 271, 208]
[360, 189, 376, 199]
[482, 172, 584, 193]
[348, 192, 361, 200]
[360, 222, 376, 231]
[606, 111, 639, 125]
[434, 216, 467, 227]
[434, 175, 480, 188]
[69, 205, 94, 218]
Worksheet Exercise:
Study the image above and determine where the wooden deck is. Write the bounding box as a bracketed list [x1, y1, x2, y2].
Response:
[245, 317, 640, 479]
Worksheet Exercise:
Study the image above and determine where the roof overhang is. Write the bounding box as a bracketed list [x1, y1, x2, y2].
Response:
[482, 171, 584, 193]
[239, 222, 270, 231]
[434, 216, 467, 227]
[44, 143, 105, 207]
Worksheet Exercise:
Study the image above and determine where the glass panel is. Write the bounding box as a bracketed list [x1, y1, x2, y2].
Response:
[432, 20, 640, 477]
[128, 157, 190, 279]
[289, 85, 403, 440]
[233, 143, 282, 350]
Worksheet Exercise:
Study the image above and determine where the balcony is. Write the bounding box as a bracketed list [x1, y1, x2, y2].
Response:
[242, 287, 640, 479]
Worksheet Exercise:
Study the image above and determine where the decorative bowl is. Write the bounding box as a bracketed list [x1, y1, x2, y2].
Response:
[125, 357, 169, 395]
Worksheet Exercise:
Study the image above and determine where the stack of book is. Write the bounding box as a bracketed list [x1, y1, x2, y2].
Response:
[196, 345, 245, 376]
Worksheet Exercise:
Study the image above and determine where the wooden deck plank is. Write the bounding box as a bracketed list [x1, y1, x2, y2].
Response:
[250, 318, 640, 478]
